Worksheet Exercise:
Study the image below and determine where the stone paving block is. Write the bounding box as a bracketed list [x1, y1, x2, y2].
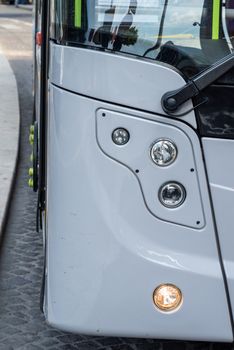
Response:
[59, 345, 85, 350]
[40, 338, 62, 347]
[0, 345, 14, 350]
[21, 346, 43, 350]
[57, 334, 86, 344]
[92, 337, 124, 347]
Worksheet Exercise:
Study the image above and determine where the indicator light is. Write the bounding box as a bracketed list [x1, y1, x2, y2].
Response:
[29, 134, 34, 145]
[36, 32, 42, 46]
[159, 182, 186, 208]
[28, 178, 34, 188]
[30, 125, 34, 134]
[150, 139, 177, 166]
[112, 128, 130, 146]
[153, 284, 183, 312]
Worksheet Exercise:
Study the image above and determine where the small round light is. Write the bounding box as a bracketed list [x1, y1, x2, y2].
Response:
[112, 128, 130, 146]
[150, 139, 177, 166]
[159, 182, 186, 208]
[153, 284, 183, 312]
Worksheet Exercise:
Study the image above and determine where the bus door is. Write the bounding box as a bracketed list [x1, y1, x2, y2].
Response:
[39, 0, 234, 341]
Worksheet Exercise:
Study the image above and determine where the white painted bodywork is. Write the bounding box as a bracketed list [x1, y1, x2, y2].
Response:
[203, 138, 234, 320]
[44, 42, 233, 338]
[50, 44, 197, 128]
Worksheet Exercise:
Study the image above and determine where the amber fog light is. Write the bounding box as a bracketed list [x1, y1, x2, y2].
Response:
[153, 284, 183, 312]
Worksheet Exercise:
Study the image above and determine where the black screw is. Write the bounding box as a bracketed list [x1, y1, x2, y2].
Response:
[135, 169, 139, 173]
[102, 113, 106, 117]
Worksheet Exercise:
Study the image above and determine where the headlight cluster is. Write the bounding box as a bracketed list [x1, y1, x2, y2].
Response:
[151, 139, 185, 208]
[112, 129, 186, 209]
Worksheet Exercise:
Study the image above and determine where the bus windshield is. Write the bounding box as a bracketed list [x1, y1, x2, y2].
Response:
[51, 0, 232, 78]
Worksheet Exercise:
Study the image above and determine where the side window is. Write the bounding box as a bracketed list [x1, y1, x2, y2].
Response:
[50, 0, 232, 78]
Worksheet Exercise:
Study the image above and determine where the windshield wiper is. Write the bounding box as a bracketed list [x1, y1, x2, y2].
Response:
[161, 53, 234, 113]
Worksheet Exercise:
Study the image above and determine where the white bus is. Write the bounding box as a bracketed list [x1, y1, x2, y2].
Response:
[31, 0, 234, 342]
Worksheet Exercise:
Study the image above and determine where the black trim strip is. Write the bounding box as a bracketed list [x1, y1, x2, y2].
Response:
[39, 0, 49, 312]
[39, 0, 48, 214]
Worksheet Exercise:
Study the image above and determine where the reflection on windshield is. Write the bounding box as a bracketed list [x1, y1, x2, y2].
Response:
[87, 0, 204, 55]
[89, 0, 139, 51]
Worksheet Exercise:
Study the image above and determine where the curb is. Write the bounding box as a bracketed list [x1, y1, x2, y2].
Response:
[0, 50, 20, 236]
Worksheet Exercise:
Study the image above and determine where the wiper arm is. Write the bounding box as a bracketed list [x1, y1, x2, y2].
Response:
[161, 53, 234, 113]
[143, 0, 168, 57]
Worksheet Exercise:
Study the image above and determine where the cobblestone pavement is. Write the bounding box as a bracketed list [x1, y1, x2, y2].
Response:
[0, 4, 234, 350]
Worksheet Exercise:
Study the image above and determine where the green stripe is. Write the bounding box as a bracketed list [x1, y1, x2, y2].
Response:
[75, 0, 82, 28]
[212, 0, 221, 40]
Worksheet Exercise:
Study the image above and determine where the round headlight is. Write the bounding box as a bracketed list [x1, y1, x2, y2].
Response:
[153, 284, 183, 312]
[112, 128, 130, 146]
[159, 182, 186, 208]
[150, 139, 177, 166]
